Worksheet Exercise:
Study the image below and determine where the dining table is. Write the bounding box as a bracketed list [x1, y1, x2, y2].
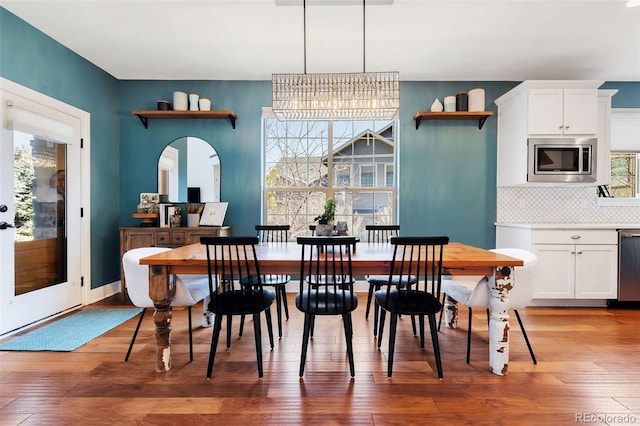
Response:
[139, 240, 523, 376]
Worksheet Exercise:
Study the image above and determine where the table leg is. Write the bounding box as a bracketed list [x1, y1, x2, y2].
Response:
[487, 266, 512, 376]
[443, 295, 458, 329]
[148, 265, 176, 373]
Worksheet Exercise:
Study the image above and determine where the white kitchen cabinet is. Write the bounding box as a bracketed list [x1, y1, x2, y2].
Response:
[495, 80, 605, 187]
[534, 242, 618, 299]
[528, 88, 598, 136]
[495, 226, 618, 301]
[595, 90, 617, 185]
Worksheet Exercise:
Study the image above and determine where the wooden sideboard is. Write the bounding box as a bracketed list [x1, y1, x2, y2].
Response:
[119, 225, 231, 302]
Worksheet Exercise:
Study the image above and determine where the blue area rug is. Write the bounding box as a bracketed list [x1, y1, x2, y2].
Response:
[0, 308, 142, 352]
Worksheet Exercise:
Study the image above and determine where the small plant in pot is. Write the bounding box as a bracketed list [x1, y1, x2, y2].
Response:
[314, 198, 335, 236]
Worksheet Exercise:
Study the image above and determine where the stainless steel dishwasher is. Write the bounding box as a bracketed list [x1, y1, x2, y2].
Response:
[618, 230, 640, 302]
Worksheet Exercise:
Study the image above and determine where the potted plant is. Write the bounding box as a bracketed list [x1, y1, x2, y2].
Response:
[314, 198, 335, 236]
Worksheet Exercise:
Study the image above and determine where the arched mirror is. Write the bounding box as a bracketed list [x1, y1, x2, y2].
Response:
[158, 137, 220, 202]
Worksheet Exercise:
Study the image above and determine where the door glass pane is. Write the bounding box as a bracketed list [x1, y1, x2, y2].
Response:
[13, 131, 67, 295]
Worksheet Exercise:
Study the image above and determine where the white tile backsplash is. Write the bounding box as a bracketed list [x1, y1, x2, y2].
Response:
[497, 186, 640, 224]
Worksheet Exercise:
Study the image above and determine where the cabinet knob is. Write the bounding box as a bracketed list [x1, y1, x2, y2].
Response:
[559, 125, 564, 130]
[565, 125, 570, 130]
[577, 251, 583, 255]
[571, 235, 581, 239]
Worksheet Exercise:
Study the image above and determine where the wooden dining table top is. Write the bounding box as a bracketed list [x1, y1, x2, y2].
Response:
[139, 241, 524, 276]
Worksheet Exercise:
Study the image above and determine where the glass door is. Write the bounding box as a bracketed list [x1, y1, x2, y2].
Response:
[1, 126, 82, 335]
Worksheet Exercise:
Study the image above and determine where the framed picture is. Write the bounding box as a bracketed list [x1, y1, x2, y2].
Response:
[199, 202, 228, 227]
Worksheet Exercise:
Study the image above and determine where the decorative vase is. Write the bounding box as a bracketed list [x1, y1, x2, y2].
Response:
[189, 93, 199, 111]
[187, 213, 200, 227]
[430, 98, 443, 112]
[468, 88, 485, 112]
[199, 98, 211, 111]
[315, 223, 333, 236]
[173, 91, 188, 111]
[444, 95, 456, 112]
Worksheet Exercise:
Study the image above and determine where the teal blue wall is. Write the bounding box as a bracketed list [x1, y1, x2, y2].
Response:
[2, 7, 639, 290]
[1, 8, 120, 289]
[118, 80, 270, 234]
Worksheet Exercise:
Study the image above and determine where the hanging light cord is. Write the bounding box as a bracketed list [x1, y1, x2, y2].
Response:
[303, 0, 307, 74]
[363, 0, 366, 73]
[302, 0, 367, 74]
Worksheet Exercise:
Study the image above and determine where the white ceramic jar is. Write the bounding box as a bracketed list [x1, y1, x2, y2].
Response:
[199, 98, 211, 111]
[444, 95, 456, 112]
[173, 91, 188, 111]
[189, 93, 199, 111]
[468, 88, 485, 112]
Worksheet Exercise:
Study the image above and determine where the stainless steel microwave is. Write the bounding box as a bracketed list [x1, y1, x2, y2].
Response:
[527, 137, 597, 183]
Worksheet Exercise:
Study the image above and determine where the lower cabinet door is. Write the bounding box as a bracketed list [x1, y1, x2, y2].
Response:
[533, 244, 575, 298]
[574, 244, 618, 299]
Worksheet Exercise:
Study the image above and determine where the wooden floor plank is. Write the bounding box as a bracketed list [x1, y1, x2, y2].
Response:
[0, 294, 638, 425]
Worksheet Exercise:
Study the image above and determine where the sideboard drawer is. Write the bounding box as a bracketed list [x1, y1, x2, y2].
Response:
[156, 232, 171, 246]
[170, 231, 187, 246]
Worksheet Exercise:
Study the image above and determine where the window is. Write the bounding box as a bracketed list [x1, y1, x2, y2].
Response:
[385, 164, 394, 187]
[263, 112, 397, 239]
[360, 164, 375, 187]
[610, 153, 639, 198]
[608, 109, 640, 198]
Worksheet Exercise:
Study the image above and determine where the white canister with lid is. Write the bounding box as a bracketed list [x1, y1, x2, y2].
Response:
[444, 95, 456, 112]
[199, 98, 211, 111]
[467, 88, 485, 112]
[173, 91, 188, 111]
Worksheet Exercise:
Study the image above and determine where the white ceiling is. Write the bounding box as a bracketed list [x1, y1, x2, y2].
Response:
[2, 0, 639, 81]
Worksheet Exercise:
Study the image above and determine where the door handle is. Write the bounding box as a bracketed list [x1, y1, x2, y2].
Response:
[0, 221, 15, 230]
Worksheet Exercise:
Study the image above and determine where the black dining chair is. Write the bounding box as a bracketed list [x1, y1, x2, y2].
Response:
[200, 236, 275, 379]
[239, 225, 291, 338]
[296, 236, 359, 377]
[376, 236, 449, 379]
[363, 225, 402, 336]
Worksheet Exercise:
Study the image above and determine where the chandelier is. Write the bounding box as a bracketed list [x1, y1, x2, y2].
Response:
[272, 0, 399, 121]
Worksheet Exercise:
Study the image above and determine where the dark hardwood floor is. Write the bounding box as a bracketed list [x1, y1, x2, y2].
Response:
[1, 293, 639, 425]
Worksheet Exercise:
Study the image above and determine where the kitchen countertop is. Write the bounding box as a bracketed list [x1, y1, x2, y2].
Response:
[495, 223, 640, 230]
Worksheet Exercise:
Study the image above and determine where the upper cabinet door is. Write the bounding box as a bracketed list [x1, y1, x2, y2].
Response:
[528, 89, 564, 135]
[562, 89, 598, 135]
[528, 88, 598, 136]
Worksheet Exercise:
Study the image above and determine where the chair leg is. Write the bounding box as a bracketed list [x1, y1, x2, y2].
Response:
[281, 286, 290, 320]
[342, 313, 355, 377]
[188, 306, 193, 362]
[299, 313, 313, 377]
[419, 315, 425, 348]
[387, 313, 399, 377]
[252, 312, 264, 378]
[411, 315, 417, 336]
[227, 315, 233, 348]
[377, 309, 386, 348]
[514, 310, 537, 364]
[466, 307, 473, 364]
[437, 293, 446, 331]
[207, 314, 224, 379]
[429, 314, 443, 379]
[125, 308, 146, 361]
[274, 287, 283, 338]
[265, 308, 275, 349]
[239, 315, 244, 337]
[365, 283, 374, 319]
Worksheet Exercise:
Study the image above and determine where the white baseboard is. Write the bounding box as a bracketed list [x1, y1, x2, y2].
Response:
[87, 280, 121, 305]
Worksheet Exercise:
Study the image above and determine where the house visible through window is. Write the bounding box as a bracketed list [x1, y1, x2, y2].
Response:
[262, 111, 397, 239]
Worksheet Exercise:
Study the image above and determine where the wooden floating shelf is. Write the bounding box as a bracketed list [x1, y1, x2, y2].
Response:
[132, 110, 238, 129]
[413, 111, 493, 130]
